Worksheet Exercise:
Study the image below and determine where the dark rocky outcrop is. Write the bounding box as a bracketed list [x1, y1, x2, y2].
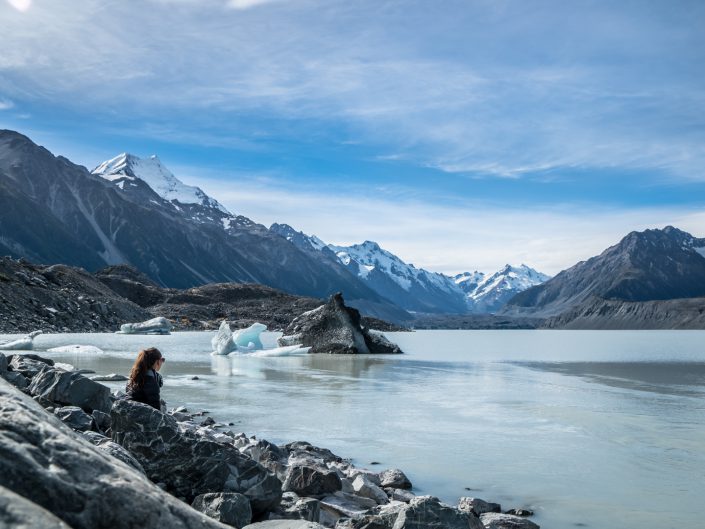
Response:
[278, 294, 403, 354]
[110, 399, 282, 515]
[0, 378, 230, 529]
[0, 256, 403, 333]
[0, 257, 151, 333]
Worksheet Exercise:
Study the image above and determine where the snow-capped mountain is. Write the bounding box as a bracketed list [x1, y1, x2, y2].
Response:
[0, 131, 407, 322]
[271, 224, 468, 313]
[93, 153, 228, 214]
[270, 223, 549, 314]
[455, 264, 550, 313]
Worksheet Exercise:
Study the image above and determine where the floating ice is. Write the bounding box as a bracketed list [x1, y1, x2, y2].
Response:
[211, 321, 236, 356]
[118, 317, 172, 335]
[232, 323, 267, 350]
[246, 345, 311, 357]
[211, 322, 307, 357]
[0, 330, 42, 351]
[47, 345, 105, 355]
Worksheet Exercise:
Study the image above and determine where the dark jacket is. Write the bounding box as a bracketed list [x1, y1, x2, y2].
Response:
[126, 369, 163, 410]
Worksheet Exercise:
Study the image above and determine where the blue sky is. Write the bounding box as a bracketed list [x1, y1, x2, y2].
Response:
[1, 0, 704, 274]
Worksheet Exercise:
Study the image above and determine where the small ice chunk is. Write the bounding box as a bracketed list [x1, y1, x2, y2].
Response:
[118, 317, 172, 335]
[0, 330, 42, 351]
[211, 321, 236, 356]
[232, 323, 267, 350]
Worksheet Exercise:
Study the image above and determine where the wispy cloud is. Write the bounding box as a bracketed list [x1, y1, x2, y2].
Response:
[1, 0, 703, 180]
[0, 97, 14, 110]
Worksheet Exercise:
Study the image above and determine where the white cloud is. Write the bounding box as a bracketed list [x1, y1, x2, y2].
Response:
[6, 0, 31, 12]
[227, 0, 282, 9]
[0, 98, 14, 110]
[1, 1, 703, 181]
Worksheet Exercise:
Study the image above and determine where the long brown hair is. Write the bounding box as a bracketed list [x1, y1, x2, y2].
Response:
[128, 347, 163, 389]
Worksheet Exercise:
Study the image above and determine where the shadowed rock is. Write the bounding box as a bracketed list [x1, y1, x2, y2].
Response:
[111, 399, 282, 516]
[0, 485, 72, 529]
[278, 294, 403, 355]
[27, 368, 112, 414]
[192, 492, 252, 528]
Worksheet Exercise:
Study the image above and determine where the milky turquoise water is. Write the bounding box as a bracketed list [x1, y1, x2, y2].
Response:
[6, 330, 705, 529]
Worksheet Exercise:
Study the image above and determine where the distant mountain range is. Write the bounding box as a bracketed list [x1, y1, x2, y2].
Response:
[269, 223, 549, 314]
[0, 129, 547, 322]
[3, 129, 703, 329]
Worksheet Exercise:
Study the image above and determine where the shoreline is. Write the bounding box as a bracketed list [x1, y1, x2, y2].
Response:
[0, 348, 541, 529]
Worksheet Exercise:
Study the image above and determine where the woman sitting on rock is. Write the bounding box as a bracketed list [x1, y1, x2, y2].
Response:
[126, 347, 165, 410]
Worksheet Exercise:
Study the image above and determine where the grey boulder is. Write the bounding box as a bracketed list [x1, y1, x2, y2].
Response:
[0, 369, 28, 390]
[8, 354, 54, 378]
[28, 368, 112, 413]
[111, 399, 282, 515]
[192, 492, 252, 528]
[378, 469, 412, 490]
[54, 406, 94, 431]
[82, 431, 145, 474]
[392, 496, 483, 529]
[283, 465, 342, 497]
[458, 497, 501, 516]
[480, 513, 540, 529]
[0, 378, 230, 529]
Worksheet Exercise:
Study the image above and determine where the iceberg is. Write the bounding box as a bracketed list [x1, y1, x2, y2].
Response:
[211, 321, 307, 356]
[0, 330, 42, 351]
[118, 317, 173, 335]
[211, 321, 236, 356]
[211, 321, 267, 355]
[233, 322, 267, 350]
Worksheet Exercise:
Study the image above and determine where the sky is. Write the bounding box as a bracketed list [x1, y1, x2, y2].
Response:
[1, 0, 704, 275]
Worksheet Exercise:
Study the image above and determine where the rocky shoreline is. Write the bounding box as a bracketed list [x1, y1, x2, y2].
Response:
[0, 351, 540, 529]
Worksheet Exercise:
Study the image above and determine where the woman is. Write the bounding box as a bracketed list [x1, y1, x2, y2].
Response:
[126, 347, 165, 410]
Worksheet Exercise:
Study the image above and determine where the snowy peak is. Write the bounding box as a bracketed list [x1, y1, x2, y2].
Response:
[456, 264, 550, 313]
[92, 153, 230, 214]
[270, 223, 327, 252]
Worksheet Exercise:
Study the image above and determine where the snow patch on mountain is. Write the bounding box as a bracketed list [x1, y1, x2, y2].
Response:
[92, 153, 230, 214]
[455, 264, 550, 312]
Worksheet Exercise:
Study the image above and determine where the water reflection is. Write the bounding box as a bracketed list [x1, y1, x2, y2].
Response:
[519, 361, 705, 397]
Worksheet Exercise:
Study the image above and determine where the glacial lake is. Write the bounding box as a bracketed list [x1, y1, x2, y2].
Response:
[5, 330, 705, 529]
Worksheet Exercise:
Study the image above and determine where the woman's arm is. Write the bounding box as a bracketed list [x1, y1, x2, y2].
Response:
[142, 371, 161, 410]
